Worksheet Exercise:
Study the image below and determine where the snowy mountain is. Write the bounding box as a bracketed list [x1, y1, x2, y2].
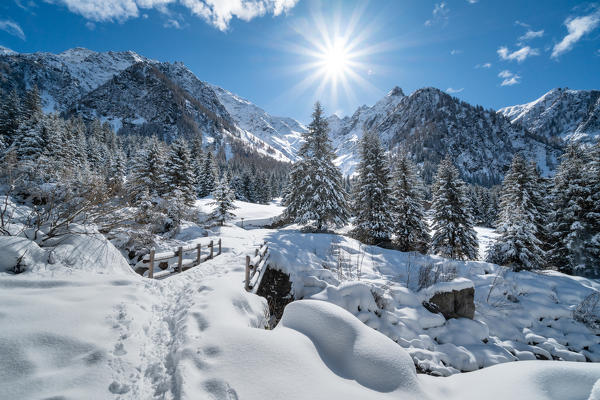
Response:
[209, 84, 306, 161]
[1, 48, 592, 183]
[499, 88, 600, 143]
[328, 87, 562, 185]
[0, 48, 301, 161]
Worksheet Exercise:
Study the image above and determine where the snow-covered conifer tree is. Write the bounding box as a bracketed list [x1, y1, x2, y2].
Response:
[283, 102, 349, 231]
[431, 156, 478, 260]
[198, 150, 218, 197]
[0, 89, 22, 147]
[585, 142, 600, 276]
[210, 176, 237, 226]
[352, 130, 392, 245]
[163, 138, 196, 206]
[549, 145, 594, 274]
[486, 154, 544, 270]
[389, 151, 430, 253]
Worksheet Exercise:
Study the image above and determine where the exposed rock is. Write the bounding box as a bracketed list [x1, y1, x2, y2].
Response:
[255, 267, 294, 327]
[424, 287, 475, 320]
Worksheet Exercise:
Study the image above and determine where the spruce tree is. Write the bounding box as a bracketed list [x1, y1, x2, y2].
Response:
[352, 130, 392, 245]
[486, 154, 544, 270]
[283, 102, 349, 231]
[389, 151, 430, 253]
[163, 138, 196, 206]
[431, 156, 478, 260]
[130, 138, 166, 204]
[585, 142, 600, 276]
[0, 89, 22, 147]
[210, 176, 237, 226]
[548, 145, 590, 274]
[198, 150, 218, 197]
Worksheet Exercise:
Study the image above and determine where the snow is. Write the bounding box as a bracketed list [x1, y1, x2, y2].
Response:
[1, 200, 600, 398]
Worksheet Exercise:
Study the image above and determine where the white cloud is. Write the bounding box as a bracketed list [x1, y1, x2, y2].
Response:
[450, 49, 462, 55]
[515, 20, 530, 28]
[446, 87, 464, 94]
[551, 11, 600, 58]
[466, 0, 478, 3]
[497, 45, 539, 62]
[518, 29, 544, 42]
[0, 20, 26, 40]
[46, 0, 299, 30]
[163, 18, 181, 28]
[475, 62, 492, 68]
[85, 21, 96, 30]
[498, 70, 520, 86]
[425, 2, 449, 27]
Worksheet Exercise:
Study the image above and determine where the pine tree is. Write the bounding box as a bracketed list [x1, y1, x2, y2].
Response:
[163, 138, 196, 206]
[431, 156, 478, 260]
[13, 108, 44, 163]
[389, 151, 430, 253]
[210, 176, 237, 226]
[486, 154, 544, 271]
[352, 130, 392, 245]
[585, 142, 600, 276]
[548, 145, 591, 274]
[198, 150, 218, 197]
[130, 139, 166, 204]
[283, 102, 349, 231]
[549, 144, 599, 275]
[0, 89, 22, 147]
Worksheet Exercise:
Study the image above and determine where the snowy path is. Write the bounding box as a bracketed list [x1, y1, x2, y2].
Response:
[2, 219, 600, 399]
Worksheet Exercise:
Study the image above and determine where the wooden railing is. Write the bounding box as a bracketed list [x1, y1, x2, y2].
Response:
[245, 241, 270, 292]
[143, 238, 222, 279]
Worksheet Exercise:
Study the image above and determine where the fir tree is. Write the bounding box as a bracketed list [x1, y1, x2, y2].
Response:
[352, 130, 392, 245]
[163, 138, 196, 206]
[389, 151, 430, 253]
[486, 154, 544, 271]
[549, 145, 594, 274]
[198, 150, 218, 197]
[585, 142, 600, 276]
[210, 176, 238, 226]
[283, 102, 349, 231]
[0, 89, 22, 147]
[431, 156, 478, 260]
[130, 138, 166, 203]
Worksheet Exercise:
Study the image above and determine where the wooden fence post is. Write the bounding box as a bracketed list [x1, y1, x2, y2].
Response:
[209, 240, 214, 259]
[245, 255, 251, 291]
[148, 248, 155, 279]
[255, 248, 258, 257]
[177, 246, 183, 273]
[196, 243, 201, 265]
[218, 238, 222, 255]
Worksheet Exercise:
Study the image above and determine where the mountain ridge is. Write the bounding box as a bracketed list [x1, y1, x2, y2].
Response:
[1, 47, 595, 184]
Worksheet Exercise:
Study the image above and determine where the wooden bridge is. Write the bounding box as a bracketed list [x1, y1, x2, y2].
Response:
[142, 238, 222, 279]
[244, 241, 270, 293]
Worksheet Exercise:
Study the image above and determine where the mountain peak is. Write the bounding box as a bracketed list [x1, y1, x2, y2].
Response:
[388, 86, 405, 97]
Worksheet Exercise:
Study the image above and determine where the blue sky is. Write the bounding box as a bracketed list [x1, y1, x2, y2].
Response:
[1, 0, 599, 123]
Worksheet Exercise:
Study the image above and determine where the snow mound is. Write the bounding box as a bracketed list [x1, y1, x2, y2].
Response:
[279, 299, 418, 393]
[44, 230, 134, 275]
[0, 236, 47, 272]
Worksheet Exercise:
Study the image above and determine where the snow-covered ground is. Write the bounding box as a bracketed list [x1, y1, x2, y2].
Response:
[1, 200, 599, 399]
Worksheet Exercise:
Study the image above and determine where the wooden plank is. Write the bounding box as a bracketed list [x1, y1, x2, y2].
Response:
[245, 255, 251, 291]
[177, 246, 183, 273]
[148, 248, 155, 279]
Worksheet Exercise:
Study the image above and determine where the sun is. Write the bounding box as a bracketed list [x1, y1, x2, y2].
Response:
[320, 39, 350, 78]
[282, 5, 392, 107]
